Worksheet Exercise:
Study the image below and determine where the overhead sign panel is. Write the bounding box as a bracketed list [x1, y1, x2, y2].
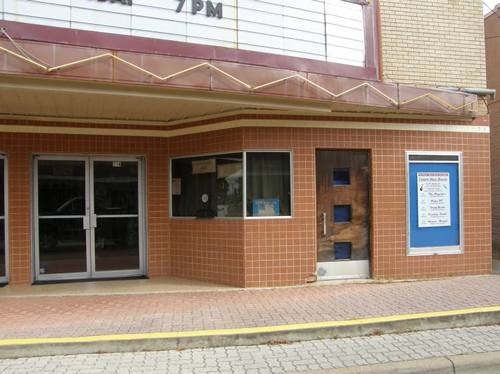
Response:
[6, 0, 366, 66]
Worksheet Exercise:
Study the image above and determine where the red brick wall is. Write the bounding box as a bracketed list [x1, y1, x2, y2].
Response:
[0, 124, 492, 287]
[490, 109, 500, 249]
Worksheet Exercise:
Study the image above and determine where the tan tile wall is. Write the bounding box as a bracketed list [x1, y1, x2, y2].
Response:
[0, 123, 492, 287]
[242, 126, 491, 287]
[379, 0, 486, 89]
[168, 129, 245, 286]
[0, 132, 170, 284]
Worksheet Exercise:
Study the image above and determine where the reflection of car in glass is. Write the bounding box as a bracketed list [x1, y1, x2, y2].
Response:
[55, 196, 85, 215]
[39, 196, 85, 251]
[39, 196, 138, 251]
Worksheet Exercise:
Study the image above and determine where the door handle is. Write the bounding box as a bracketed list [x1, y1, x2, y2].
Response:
[322, 212, 327, 237]
[91, 214, 97, 229]
[83, 216, 90, 230]
[83, 215, 97, 230]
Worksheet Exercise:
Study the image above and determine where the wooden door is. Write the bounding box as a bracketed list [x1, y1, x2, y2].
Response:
[316, 150, 370, 279]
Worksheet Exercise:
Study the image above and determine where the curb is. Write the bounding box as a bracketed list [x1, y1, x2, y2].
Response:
[0, 306, 499, 359]
[296, 351, 500, 373]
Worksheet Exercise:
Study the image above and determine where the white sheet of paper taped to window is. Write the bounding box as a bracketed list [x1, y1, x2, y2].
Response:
[192, 158, 216, 174]
[417, 172, 451, 228]
[172, 178, 181, 195]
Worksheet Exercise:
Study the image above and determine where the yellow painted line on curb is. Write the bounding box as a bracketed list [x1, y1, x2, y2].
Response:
[1, 306, 499, 347]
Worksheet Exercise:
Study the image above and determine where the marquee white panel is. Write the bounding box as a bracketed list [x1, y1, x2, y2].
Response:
[1, 0, 366, 66]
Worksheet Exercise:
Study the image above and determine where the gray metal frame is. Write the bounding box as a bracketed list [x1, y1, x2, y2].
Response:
[33, 155, 146, 282]
[405, 151, 464, 256]
[0, 154, 8, 283]
[169, 150, 294, 219]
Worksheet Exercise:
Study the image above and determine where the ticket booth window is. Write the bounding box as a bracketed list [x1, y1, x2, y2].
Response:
[171, 153, 243, 218]
[171, 151, 292, 219]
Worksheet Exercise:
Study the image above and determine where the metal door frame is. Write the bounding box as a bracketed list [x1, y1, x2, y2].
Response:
[0, 155, 8, 283]
[33, 155, 146, 281]
[315, 149, 372, 281]
[90, 156, 145, 279]
[34, 155, 90, 281]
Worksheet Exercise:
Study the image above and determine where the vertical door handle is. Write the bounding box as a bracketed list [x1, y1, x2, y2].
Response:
[91, 214, 97, 229]
[83, 216, 90, 230]
[322, 212, 327, 237]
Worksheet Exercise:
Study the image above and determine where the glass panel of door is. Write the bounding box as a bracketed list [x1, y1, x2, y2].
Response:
[35, 157, 143, 281]
[0, 158, 6, 282]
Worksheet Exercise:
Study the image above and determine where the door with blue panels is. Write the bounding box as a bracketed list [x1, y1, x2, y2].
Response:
[316, 150, 371, 279]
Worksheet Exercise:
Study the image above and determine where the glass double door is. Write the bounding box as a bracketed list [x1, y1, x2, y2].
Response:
[35, 156, 144, 281]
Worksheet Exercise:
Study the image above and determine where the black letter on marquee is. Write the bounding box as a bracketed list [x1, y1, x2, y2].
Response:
[192, 0, 204, 15]
[176, 0, 186, 12]
[206, 1, 222, 18]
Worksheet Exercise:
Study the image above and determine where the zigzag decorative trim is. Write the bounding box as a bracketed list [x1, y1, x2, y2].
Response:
[0, 45, 477, 112]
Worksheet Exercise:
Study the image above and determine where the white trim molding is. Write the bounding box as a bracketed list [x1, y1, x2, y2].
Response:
[0, 120, 489, 139]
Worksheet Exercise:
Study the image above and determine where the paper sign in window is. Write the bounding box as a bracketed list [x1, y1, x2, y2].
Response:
[417, 172, 451, 228]
[192, 159, 216, 174]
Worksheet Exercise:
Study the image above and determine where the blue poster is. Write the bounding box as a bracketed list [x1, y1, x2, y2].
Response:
[252, 199, 280, 217]
[409, 162, 460, 249]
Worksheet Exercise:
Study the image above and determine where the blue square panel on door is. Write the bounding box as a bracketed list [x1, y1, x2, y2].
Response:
[333, 168, 350, 186]
[334, 205, 351, 223]
[334, 242, 352, 260]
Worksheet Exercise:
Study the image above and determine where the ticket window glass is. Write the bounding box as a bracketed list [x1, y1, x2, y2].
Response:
[246, 152, 291, 218]
[171, 151, 292, 219]
[171, 153, 243, 218]
[406, 152, 463, 255]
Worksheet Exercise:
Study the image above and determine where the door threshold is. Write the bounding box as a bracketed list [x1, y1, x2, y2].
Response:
[317, 275, 370, 281]
[33, 275, 148, 286]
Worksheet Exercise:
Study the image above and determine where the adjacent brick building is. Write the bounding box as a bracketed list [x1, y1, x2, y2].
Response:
[485, 4, 500, 253]
[0, 0, 492, 287]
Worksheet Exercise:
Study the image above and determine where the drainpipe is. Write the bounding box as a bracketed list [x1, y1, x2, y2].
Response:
[438, 87, 496, 100]
[460, 88, 496, 100]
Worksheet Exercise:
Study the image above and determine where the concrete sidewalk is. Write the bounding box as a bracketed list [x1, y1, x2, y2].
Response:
[1, 275, 500, 358]
[1, 325, 499, 373]
[305, 351, 500, 374]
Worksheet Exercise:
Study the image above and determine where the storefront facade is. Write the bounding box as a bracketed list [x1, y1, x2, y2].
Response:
[0, 0, 492, 287]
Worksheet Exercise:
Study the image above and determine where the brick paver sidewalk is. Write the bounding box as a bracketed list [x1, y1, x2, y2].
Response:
[1, 276, 500, 339]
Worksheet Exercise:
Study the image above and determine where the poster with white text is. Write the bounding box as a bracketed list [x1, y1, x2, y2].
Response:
[417, 172, 451, 228]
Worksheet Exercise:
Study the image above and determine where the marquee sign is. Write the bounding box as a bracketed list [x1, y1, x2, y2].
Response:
[176, 0, 223, 18]
[19, 0, 367, 67]
[96, 0, 223, 18]
[97, 0, 133, 5]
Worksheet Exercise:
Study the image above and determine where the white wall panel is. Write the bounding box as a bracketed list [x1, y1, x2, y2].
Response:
[0, 0, 367, 67]
[238, 43, 283, 56]
[131, 29, 187, 43]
